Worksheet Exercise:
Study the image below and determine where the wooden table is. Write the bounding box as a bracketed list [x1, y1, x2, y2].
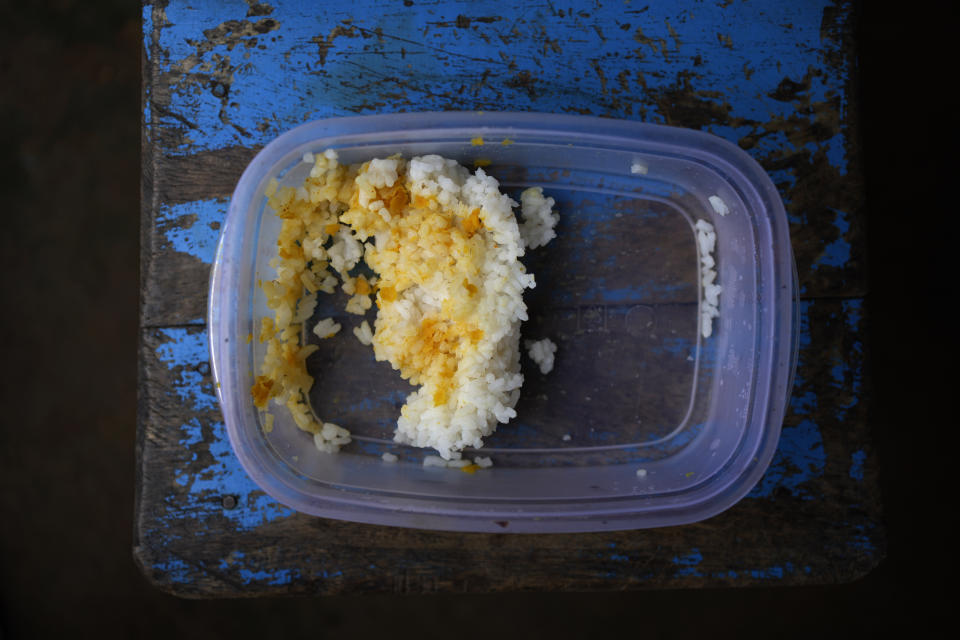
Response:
[137, 0, 880, 596]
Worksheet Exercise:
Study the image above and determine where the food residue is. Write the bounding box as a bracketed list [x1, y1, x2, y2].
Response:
[252, 150, 558, 460]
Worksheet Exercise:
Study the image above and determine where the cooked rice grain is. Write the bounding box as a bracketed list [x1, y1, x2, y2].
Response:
[254, 150, 558, 459]
[525, 337, 557, 374]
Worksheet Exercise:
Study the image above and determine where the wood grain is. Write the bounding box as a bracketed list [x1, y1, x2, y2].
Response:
[137, 0, 881, 596]
[134, 297, 881, 597]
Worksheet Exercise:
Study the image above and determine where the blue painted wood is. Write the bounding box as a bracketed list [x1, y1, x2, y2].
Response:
[135, 297, 878, 594]
[141, 0, 862, 326]
[137, 0, 879, 595]
[146, 0, 848, 156]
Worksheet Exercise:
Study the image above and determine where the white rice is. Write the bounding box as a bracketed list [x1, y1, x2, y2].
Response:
[313, 423, 351, 453]
[708, 195, 729, 216]
[630, 161, 648, 175]
[525, 337, 557, 374]
[344, 292, 372, 315]
[312, 317, 341, 339]
[518, 187, 559, 249]
[255, 150, 560, 459]
[263, 412, 274, 434]
[695, 219, 721, 338]
[294, 292, 318, 324]
[473, 456, 493, 468]
[353, 320, 374, 345]
[360, 161, 535, 459]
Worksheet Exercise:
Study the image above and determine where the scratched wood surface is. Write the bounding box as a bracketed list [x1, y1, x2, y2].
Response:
[137, 0, 881, 596]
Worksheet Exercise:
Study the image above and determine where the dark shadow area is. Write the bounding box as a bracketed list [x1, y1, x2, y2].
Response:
[0, 0, 940, 636]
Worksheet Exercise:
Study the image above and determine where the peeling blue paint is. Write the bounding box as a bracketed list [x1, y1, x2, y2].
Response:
[828, 299, 862, 422]
[749, 565, 785, 579]
[791, 390, 817, 416]
[842, 299, 863, 394]
[148, 327, 297, 582]
[155, 327, 208, 369]
[849, 449, 865, 481]
[178, 417, 205, 448]
[672, 548, 703, 577]
[842, 298, 862, 329]
[155, 328, 217, 410]
[172, 417, 297, 530]
[848, 532, 876, 555]
[749, 418, 825, 499]
[750, 299, 827, 498]
[142, 0, 862, 589]
[238, 566, 301, 585]
[829, 362, 844, 385]
[151, 0, 847, 163]
[218, 550, 302, 585]
[318, 569, 344, 579]
[844, 521, 877, 555]
[823, 133, 848, 176]
[812, 208, 851, 270]
[156, 199, 226, 264]
[217, 550, 246, 568]
[155, 556, 194, 584]
[142, 3, 153, 130]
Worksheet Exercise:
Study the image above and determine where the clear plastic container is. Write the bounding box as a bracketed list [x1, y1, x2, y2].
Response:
[208, 112, 797, 532]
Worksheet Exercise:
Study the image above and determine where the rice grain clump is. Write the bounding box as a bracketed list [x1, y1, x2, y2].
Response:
[708, 195, 729, 216]
[695, 219, 721, 338]
[253, 150, 556, 460]
[525, 338, 557, 374]
[518, 187, 558, 249]
[313, 317, 341, 339]
[353, 320, 374, 345]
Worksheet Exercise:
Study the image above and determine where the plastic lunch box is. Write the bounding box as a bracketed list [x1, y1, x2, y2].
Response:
[208, 111, 798, 532]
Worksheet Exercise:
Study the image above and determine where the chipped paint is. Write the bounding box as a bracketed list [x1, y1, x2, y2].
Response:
[667, 554, 816, 582]
[147, 0, 850, 179]
[155, 328, 217, 410]
[750, 295, 864, 500]
[750, 416, 826, 499]
[156, 198, 226, 264]
[142, 3, 153, 130]
[747, 565, 785, 579]
[813, 208, 851, 270]
[140, 0, 872, 591]
[153, 555, 195, 584]
[147, 327, 296, 581]
[845, 522, 878, 554]
[849, 449, 866, 481]
[237, 566, 301, 585]
[750, 301, 826, 499]
[672, 548, 703, 577]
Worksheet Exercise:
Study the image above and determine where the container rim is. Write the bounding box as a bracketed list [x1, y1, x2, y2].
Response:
[208, 111, 796, 532]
